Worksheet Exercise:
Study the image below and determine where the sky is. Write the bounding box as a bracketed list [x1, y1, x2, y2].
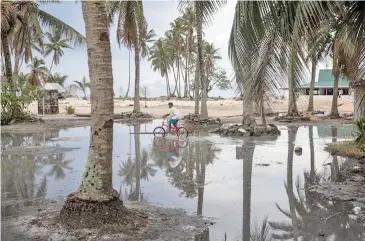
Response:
[19, 0, 331, 98]
[19, 0, 238, 98]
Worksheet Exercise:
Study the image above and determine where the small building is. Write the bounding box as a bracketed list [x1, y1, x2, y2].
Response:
[301, 69, 350, 96]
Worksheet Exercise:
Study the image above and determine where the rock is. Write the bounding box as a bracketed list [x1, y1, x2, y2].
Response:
[317, 230, 325, 237]
[295, 146, 303, 152]
[353, 206, 361, 215]
[238, 128, 247, 134]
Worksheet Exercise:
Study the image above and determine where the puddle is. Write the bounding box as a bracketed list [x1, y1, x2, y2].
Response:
[1, 121, 364, 240]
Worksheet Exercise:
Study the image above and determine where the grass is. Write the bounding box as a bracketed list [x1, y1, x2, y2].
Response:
[64, 105, 75, 115]
[328, 141, 365, 159]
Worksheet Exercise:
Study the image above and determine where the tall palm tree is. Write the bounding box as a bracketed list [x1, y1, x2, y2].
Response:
[27, 57, 48, 86]
[179, 0, 226, 118]
[46, 72, 68, 86]
[60, 1, 117, 225]
[73, 77, 90, 99]
[181, 6, 196, 98]
[107, 0, 148, 113]
[149, 38, 172, 97]
[44, 29, 72, 73]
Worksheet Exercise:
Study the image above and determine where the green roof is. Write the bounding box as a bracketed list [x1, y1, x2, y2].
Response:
[317, 126, 353, 138]
[302, 69, 349, 88]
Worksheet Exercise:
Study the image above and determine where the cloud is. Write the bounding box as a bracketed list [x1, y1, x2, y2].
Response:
[20, 1, 237, 97]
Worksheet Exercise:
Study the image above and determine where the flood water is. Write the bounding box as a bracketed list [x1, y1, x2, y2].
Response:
[2, 120, 364, 241]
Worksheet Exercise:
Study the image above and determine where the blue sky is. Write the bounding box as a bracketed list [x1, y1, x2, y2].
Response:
[20, 0, 239, 97]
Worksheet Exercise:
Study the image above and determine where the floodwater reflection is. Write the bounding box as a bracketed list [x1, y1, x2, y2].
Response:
[1, 123, 364, 241]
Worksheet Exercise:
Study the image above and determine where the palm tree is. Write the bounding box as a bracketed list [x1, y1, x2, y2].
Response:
[149, 38, 172, 97]
[60, 1, 117, 225]
[46, 72, 68, 86]
[107, 0, 149, 113]
[73, 77, 90, 99]
[27, 57, 48, 86]
[46, 153, 73, 180]
[44, 29, 72, 73]
[228, 1, 330, 119]
[179, 0, 226, 118]
[203, 42, 221, 97]
[181, 6, 196, 98]
[1, 1, 85, 86]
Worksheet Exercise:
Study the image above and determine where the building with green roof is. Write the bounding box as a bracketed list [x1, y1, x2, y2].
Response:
[301, 69, 350, 96]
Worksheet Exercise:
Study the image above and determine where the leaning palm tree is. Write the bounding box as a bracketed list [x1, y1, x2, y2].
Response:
[73, 77, 90, 99]
[27, 57, 48, 86]
[1, 1, 85, 86]
[179, 0, 226, 118]
[107, 0, 150, 113]
[59, 1, 121, 226]
[44, 29, 72, 73]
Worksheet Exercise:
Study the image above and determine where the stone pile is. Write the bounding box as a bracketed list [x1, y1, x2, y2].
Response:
[183, 114, 222, 126]
[273, 115, 311, 123]
[210, 123, 280, 137]
[119, 112, 153, 119]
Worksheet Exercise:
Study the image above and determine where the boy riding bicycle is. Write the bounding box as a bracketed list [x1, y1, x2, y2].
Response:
[163, 102, 180, 133]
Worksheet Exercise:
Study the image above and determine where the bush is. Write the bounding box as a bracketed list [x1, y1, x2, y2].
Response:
[353, 117, 365, 150]
[64, 105, 75, 115]
[1, 83, 40, 125]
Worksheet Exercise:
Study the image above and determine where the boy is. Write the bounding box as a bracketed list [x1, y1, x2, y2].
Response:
[163, 102, 180, 133]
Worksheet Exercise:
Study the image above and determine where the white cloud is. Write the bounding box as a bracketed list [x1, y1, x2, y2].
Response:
[20, 1, 238, 97]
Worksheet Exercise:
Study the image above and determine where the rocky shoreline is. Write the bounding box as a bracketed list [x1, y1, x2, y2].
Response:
[209, 123, 281, 137]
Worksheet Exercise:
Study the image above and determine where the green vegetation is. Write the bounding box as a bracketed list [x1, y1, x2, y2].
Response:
[328, 141, 365, 159]
[353, 117, 365, 151]
[1, 82, 40, 125]
[64, 105, 75, 115]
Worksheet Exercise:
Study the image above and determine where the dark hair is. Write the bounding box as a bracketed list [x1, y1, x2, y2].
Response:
[168, 102, 173, 106]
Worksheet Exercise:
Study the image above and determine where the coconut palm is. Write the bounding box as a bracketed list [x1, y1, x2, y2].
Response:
[179, 0, 226, 118]
[44, 29, 72, 73]
[229, 1, 331, 120]
[1, 1, 85, 86]
[46, 72, 68, 86]
[59, 1, 117, 225]
[203, 42, 221, 96]
[73, 77, 90, 99]
[107, 0, 148, 113]
[27, 57, 48, 86]
[149, 38, 172, 97]
[181, 6, 196, 98]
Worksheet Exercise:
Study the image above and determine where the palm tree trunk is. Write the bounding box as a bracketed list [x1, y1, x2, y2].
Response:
[288, 42, 298, 117]
[177, 59, 181, 98]
[184, 45, 189, 98]
[194, 63, 200, 115]
[134, 124, 141, 201]
[353, 83, 365, 120]
[171, 66, 178, 96]
[309, 126, 315, 182]
[307, 56, 316, 112]
[125, 50, 131, 97]
[134, 45, 141, 112]
[287, 127, 299, 241]
[2, 35, 14, 89]
[49, 59, 54, 73]
[330, 73, 339, 117]
[197, 15, 208, 118]
[242, 139, 255, 241]
[60, 1, 116, 222]
[14, 37, 23, 75]
[261, 93, 266, 128]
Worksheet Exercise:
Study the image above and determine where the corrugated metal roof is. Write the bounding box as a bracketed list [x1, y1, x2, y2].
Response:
[302, 69, 349, 88]
[43, 83, 66, 92]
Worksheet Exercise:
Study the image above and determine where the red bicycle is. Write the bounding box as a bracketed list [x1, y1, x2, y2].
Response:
[153, 118, 189, 138]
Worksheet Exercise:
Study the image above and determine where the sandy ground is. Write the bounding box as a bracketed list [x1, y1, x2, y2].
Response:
[27, 96, 355, 118]
[2, 199, 211, 241]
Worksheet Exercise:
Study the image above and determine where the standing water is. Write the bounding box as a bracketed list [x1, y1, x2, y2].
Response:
[1, 120, 363, 241]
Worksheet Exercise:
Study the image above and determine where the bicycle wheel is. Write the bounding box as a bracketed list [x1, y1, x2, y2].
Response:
[177, 127, 189, 138]
[153, 127, 166, 137]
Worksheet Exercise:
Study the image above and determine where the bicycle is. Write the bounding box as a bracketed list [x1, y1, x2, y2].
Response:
[153, 118, 189, 138]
